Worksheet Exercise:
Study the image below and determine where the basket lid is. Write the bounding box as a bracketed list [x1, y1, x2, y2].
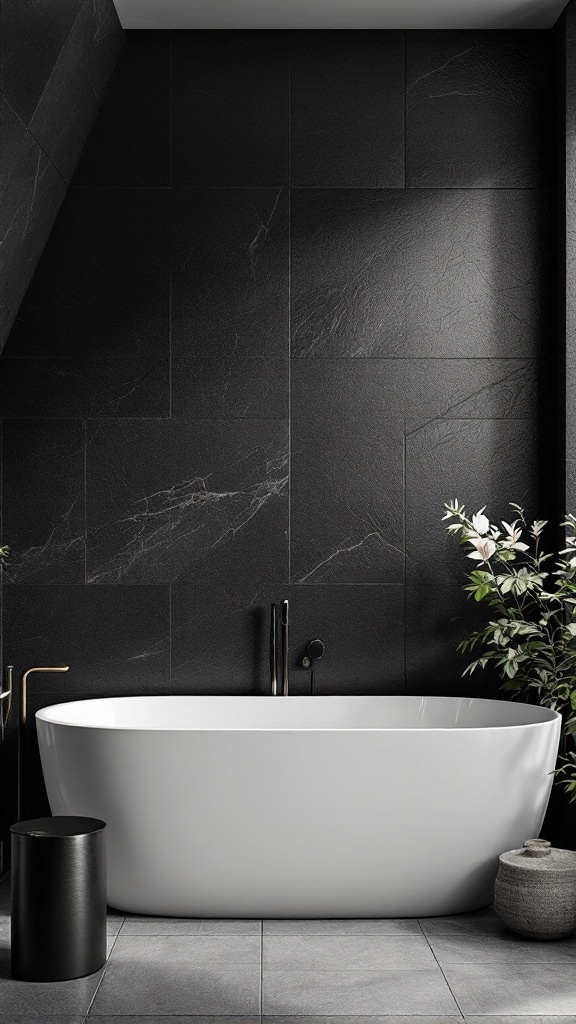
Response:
[499, 839, 576, 872]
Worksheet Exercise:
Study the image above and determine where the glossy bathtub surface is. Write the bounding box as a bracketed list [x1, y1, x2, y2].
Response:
[37, 696, 561, 918]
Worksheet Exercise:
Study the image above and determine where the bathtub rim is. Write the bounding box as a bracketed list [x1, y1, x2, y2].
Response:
[35, 693, 562, 732]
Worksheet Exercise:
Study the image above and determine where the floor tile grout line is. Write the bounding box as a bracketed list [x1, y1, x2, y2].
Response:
[83, 928, 118, 1020]
[417, 917, 465, 1017]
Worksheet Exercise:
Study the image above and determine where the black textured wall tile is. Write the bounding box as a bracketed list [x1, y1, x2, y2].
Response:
[405, 581, 501, 699]
[4, 188, 169, 359]
[171, 188, 288, 359]
[291, 189, 550, 358]
[0, 135, 67, 351]
[406, 419, 541, 584]
[291, 416, 404, 585]
[0, 0, 80, 125]
[2, 420, 84, 584]
[290, 31, 404, 188]
[79, 0, 124, 102]
[406, 31, 552, 187]
[0, 93, 29, 191]
[2, 583, 170, 817]
[74, 31, 168, 187]
[288, 586, 404, 695]
[171, 31, 289, 187]
[0, 357, 169, 418]
[172, 357, 289, 418]
[27, 1, 114, 183]
[291, 358, 540, 432]
[172, 582, 282, 695]
[86, 418, 288, 586]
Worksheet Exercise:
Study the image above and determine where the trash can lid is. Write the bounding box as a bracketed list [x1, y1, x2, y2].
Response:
[11, 816, 106, 837]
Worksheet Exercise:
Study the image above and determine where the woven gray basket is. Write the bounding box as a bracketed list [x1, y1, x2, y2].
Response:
[495, 839, 576, 940]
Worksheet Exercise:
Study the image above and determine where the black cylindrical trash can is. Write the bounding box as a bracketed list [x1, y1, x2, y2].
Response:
[11, 816, 107, 981]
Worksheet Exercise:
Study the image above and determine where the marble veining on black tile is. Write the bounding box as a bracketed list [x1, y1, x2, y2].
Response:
[0, 357, 169, 418]
[26, 0, 121, 182]
[172, 357, 289, 419]
[171, 31, 289, 187]
[86, 419, 288, 585]
[406, 31, 552, 187]
[291, 358, 541, 433]
[406, 418, 541, 584]
[171, 188, 289, 360]
[290, 31, 404, 188]
[291, 189, 550, 358]
[2, 420, 84, 584]
[291, 417, 404, 585]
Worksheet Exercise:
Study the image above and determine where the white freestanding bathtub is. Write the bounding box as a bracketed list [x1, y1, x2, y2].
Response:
[36, 695, 560, 918]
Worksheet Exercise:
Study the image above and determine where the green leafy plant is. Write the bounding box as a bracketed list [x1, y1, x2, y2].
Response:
[443, 500, 576, 799]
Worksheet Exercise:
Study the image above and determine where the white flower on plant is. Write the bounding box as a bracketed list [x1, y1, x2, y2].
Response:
[501, 520, 529, 552]
[467, 537, 497, 561]
[471, 509, 490, 535]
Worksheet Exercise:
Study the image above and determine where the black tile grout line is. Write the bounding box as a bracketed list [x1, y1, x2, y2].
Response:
[403, 419, 407, 696]
[403, 30, 407, 190]
[260, 918, 264, 1017]
[67, 184, 546, 191]
[0, 355, 546, 362]
[288, 33, 292, 591]
[169, 583, 173, 695]
[82, 931, 118, 1022]
[169, 272, 173, 418]
[169, 29, 173, 191]
[416, 918, 465, 1018]
[0, 582, 407, 589]
[0, 415, 534, 423]
[83, 419, 87, 585]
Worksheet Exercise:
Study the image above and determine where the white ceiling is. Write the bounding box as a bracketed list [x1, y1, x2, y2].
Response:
[113, 0, 568, 30]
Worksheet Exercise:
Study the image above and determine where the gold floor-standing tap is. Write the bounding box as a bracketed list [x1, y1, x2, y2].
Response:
[18, 666, 69, 822]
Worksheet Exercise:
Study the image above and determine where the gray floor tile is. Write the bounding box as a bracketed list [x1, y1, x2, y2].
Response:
[90, 1019, 260, 1023]
[262, 968, 460, 1015]
[263, 934, 436, 970]
[464, 1018, 576, 1024]
[429, 929, 576, 964]
[90, 935, 260, 1015]
[444, 963, 576, 1015]
[0, 960, 104, 1015]
[121, 916, 261, 935]
[1, 1018, 85, 1024]
[419, 906, 497, 935]
[263, 1017, 464, 1023]
[263, 918, 422, 934]
[106, 908, 125, 936]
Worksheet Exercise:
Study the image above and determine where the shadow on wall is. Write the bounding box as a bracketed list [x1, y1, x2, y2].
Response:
[0, 0, 124, 350]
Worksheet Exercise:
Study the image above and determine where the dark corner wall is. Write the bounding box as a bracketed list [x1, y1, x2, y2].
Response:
[0, 28, 557, 820]
[0, 0, 124, 349]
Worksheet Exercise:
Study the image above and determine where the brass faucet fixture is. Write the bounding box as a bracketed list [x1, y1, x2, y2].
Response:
[17, 666, 70, 821]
